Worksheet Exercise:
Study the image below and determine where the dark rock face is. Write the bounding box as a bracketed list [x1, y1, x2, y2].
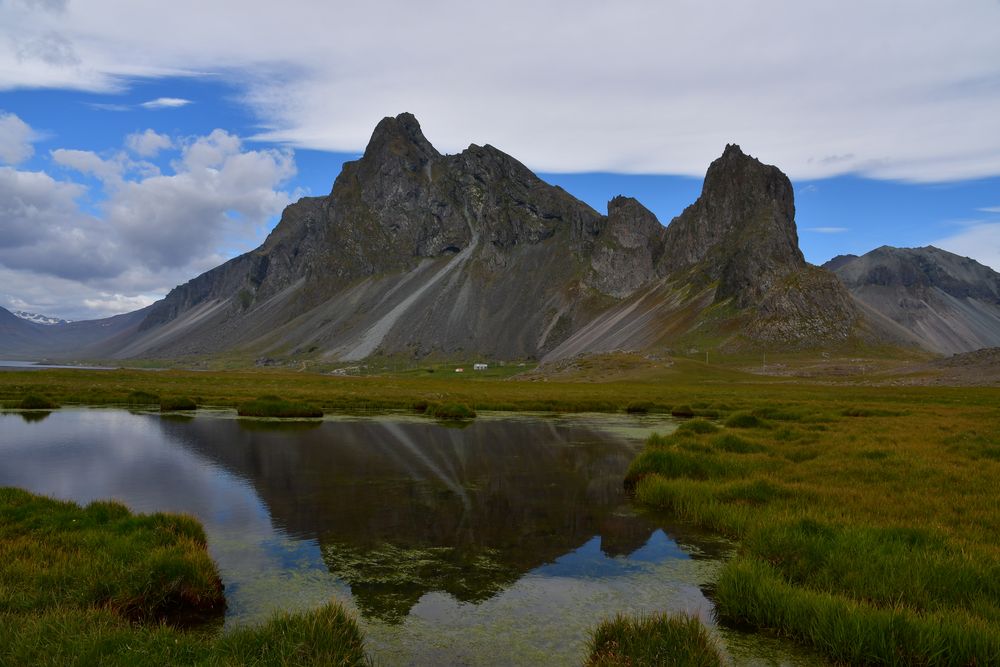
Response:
[657, 144, 858, 344]
[586, 196, 665, 298]
[828, 246, 1000, 354]
[661, 145, 801, 289]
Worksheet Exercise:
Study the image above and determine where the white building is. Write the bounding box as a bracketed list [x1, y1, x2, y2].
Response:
[473, 363, 488, 371]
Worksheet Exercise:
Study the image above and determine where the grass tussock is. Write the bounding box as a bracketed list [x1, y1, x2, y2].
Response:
[0, 487, 223, 623]
[17, 394, 59, 409]
[237, 396, 323, 418]
[586, 612, 723, 667]
[671, 404, 695, 418]
[0, 487, 370, 666]
[676, 418, 719, 435]
[427, 402, 477, 420]
[711, 433, 765, 454]
[723, 412, 767, 429]
[160, 396, 197, 411]
[628, 399, 1000, 664]
[126, 390, 160, 405]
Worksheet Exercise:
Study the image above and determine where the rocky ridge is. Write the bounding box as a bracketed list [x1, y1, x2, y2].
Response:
[6, 113, 987, 363]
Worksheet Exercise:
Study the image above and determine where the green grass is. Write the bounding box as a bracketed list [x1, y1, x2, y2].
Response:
[160, 396, 197, 411]
[427, 402, 477, 420]
[0, 488, 370, 666]
[676, 418, 719, 435]
[627, 400, 1000, 664]
[17, 394, 59, 409]
[237, 396, 323, 418]
[586, 612, 723, 666]
[723, 411, 767, 429]
[126, 390, 160, 405]
[671, 404, 695, 418]
[0, 487, 224, 624]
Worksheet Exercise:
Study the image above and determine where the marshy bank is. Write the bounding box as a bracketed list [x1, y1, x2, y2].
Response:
[624, 401, 1000, 664]
[0, 488, 369, 666]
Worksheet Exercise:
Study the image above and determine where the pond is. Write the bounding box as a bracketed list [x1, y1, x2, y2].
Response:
[0, 408, 815, 665]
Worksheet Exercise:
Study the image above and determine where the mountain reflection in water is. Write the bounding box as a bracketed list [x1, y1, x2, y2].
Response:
[0, 409, 728, 665]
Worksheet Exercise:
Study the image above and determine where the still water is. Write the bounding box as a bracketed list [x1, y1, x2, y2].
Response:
[0, 408, 811, 665]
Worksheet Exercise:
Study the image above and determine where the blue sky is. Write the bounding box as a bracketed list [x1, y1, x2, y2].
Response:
[1, 1, 998, 320]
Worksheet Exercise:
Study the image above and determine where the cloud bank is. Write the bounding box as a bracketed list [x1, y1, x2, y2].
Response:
[0, 114, 295, 319]
[0, 0, 998, 182]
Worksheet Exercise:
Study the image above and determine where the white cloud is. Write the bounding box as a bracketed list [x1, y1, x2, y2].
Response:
[978, 206, 1000, 214]
[0, 166, 122, 281]
[87, 102, 130, 112]
[0, 111, 37, 164]
[125, 129, 173, 157]
[933, 223, 1000, 272]
[51, 148, 124, 183]
[805, 227, 849, 234]
[0, 129, 295, 320]
[0, 1, 998, 182]
[82, 292, 157, 315]
[140, 97, 192, 109]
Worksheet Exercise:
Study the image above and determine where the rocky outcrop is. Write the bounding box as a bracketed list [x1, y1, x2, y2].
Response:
[656, 144, 859, 345]
[586, 196, 665, 298]
[827, 246, 1000, 354]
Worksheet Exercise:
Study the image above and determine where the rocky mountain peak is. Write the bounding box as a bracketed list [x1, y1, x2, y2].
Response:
[605, 196, 663, 248]
[660, 144, 803, 296]
[362, 112, 440, 168]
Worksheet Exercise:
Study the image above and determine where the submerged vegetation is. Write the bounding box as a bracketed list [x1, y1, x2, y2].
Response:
[0, 488, 369, 666]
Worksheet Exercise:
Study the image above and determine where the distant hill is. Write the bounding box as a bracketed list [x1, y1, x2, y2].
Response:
[0, 305, 148, 360]
[12, 311, 71, 326]
[825, 246, 1000, 354]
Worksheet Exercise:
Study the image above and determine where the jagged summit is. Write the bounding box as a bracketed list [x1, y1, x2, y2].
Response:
[660, 144, 801, 281]
[353, 112, 440, 182]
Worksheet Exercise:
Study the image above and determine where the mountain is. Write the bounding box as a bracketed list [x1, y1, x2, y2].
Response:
[79, 114, 860, 362]
[12, 311, 71, 326]
[0, 305, 148, 360]
[16, 113, 992, 363]
[825, 246, 1000, 354]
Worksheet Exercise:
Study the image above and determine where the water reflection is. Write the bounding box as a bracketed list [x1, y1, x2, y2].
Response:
[0, 409, 728, 665]
[160, 415, 676, 621]
[18, 410, 52, 423]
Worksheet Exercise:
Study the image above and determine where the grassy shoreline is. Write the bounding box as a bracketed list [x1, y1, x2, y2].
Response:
[0, 488, 370, 666]
[0, 360, 994, 416]
[625, 397, 1000, 663]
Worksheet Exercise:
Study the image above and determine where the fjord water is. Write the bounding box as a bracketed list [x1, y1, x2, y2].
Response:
[0, 408, 793, 665]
